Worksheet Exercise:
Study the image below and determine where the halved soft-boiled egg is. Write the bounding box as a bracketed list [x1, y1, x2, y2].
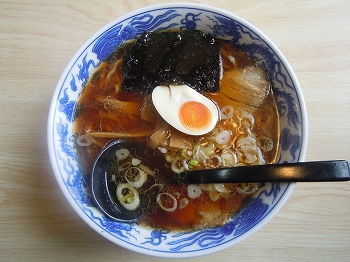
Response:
[152, 84, 219, 135]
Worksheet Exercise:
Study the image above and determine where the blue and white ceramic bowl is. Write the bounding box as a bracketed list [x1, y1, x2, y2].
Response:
[47, 3, 307, 258]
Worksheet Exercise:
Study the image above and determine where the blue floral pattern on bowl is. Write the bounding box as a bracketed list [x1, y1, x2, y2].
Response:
[48, 4, 307, 258]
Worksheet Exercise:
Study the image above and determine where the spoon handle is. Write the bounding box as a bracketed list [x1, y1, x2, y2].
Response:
[186, 160, 350, 184]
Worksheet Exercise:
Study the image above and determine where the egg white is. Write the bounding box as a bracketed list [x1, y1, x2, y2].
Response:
[152, 84, 219, 135]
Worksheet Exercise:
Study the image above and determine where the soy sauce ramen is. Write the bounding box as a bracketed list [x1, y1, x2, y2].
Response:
[74, 30, 280, 231]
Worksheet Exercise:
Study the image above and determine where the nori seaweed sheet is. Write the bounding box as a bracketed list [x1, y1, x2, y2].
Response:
[121, 30, 221, 94]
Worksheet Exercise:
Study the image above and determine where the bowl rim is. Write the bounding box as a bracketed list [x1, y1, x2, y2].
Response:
[47, 2, 308, 258]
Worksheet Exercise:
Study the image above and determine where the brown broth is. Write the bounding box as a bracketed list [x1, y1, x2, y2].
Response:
[74, 33, 280, 231]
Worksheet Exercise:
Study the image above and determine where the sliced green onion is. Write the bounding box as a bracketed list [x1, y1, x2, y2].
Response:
[156, 193, 177, 212]
[131, 158, 142, 166]
[179, 198, 189, 209]
[124, 167, 147, 188]
[115, 148, 130, 160]
[189, 159, 199, 166]
[116, 183, 140, 210]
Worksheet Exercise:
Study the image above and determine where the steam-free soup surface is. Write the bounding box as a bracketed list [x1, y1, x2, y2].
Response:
[74, 30, 279, 231]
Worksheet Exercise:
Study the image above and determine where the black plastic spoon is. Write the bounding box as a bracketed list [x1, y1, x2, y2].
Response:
[187, 160, 350, 184]
[91, 140, 349, 222]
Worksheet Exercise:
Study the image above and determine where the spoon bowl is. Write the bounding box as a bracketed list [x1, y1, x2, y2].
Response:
[91, 140, 140, 222]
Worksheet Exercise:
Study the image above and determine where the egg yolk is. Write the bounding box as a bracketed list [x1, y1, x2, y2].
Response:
[178, 101, 212, 131]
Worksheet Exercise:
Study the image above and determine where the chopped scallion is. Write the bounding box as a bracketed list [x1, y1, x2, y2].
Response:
[189, 159, 199, 166]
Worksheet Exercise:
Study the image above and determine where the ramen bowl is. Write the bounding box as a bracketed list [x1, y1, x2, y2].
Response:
[47, 3, 307, 258]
